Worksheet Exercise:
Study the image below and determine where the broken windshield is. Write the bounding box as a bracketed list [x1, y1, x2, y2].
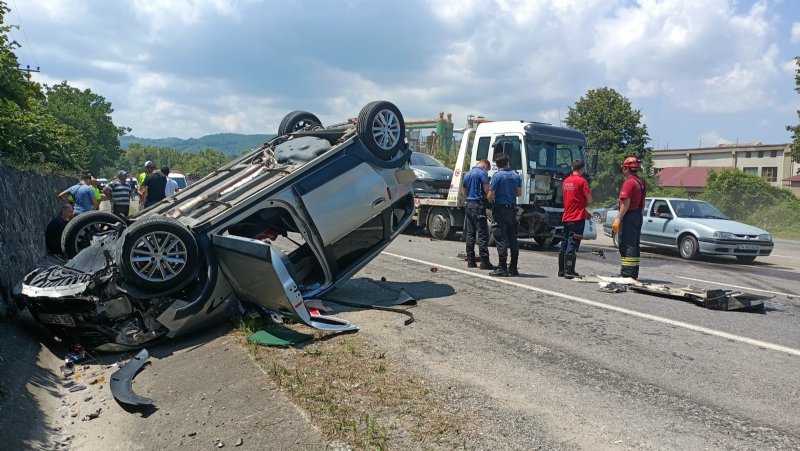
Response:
[525, 137, 584, 174]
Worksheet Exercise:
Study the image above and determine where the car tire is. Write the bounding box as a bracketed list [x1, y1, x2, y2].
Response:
[115, 216, 199, 292]
[611, 232, 619, 249]
[736, 255, 757, 264]
[592, 213, 603, 223]
[357, 101, 405, 160]
[61, 211, 124, 258]
[679, 234, 700, 260]
[427, 207, 454, 240]
[278, 111, 322, 135]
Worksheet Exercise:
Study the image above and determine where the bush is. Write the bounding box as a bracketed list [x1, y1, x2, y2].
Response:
[699, 169, 794, 220]
[744, 199, 800, 240]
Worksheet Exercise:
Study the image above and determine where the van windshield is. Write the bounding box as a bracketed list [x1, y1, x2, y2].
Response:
[525, 137, 584, 174]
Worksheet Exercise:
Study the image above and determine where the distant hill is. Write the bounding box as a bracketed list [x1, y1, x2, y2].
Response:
[119, 133, 274, 157]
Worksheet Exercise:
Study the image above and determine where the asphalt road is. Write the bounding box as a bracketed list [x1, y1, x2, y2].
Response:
[333, 230, 800, 449]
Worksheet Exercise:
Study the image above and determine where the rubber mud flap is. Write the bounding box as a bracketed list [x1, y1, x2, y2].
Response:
[110, 349, 154, 407]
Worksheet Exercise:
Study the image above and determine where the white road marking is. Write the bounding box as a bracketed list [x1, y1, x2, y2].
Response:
[383, 252, 800, 358]
[675, 276, 797, 298]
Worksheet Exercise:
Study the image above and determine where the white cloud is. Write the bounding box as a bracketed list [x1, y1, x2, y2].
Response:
[626, 78, 659, 98]
[699, 131, 731, 147]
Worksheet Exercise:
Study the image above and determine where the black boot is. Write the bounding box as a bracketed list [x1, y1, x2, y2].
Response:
[558, 253, 565, 277]
[479, 258, 495, 270]
[467, 256, 477, 268]
[564, 254, 581, 279]
[490, 261, 508, 277]
[508, 258, 518, 276]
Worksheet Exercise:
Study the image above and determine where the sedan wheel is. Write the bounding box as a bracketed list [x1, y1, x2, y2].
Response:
[679, 234, 700, 260]
[116, 217, 199, 292]
[357, 101, 405, 160]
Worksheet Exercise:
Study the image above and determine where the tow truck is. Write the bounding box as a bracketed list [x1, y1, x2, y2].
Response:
[413, 119, 597, 247]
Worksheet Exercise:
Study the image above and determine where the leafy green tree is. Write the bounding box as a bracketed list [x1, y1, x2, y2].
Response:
[565, 87, 651, 199]
[786, 57, 800, 164]
[43, 81, 129, 175]
[117, 144, 229, 179]
[183, 147, 229, 176]
[0, 1, 87, 172]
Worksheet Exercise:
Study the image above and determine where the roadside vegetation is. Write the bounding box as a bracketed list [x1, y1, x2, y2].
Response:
[235, 318, 470, 450]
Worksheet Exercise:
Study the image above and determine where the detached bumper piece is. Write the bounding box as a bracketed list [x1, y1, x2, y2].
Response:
[110, 349, 154, 407]
[628, 284, 768, 311]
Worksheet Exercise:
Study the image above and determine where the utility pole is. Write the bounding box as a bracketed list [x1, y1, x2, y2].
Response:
[17, 65, 40, 74]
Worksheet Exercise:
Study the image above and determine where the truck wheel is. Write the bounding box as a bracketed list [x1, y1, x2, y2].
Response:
[278, 111, 322, 135]
[592, 212, 603, 223]
[115, 216, 199, 292]
[679, 234, 700, 260]
[61, 211, 124, 258]
[427, 208, 454, 240]
[357, 101, 405, 160]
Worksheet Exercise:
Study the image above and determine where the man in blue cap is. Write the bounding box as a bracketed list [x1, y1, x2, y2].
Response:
[462, 159, 494, 269]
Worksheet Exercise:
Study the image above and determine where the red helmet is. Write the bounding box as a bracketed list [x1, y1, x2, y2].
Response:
[621, 156, 640, 169]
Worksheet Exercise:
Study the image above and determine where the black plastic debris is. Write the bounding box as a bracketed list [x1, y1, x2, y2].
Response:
[110, 349, 154, 407]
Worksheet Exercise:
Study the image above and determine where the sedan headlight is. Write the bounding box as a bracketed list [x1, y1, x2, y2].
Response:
[713, 231, 735, 239]
[757, 233, 772, 241]
[412, 169, 427, 179]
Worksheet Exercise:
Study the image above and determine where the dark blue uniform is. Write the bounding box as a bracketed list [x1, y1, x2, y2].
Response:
[490, 168, 522, 275]
[462, 166, 491, 266]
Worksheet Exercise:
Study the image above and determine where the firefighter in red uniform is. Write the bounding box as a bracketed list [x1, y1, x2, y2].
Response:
[559, 159, 592, 278]
[612, 156, 647, 279]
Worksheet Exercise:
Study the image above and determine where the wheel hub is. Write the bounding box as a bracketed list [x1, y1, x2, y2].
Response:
[371, 109, 401, 150]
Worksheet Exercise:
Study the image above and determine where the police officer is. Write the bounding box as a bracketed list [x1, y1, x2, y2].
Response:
[488, 151, 522, 277]
[559, 159, 592, 278]
[612, 156, 647, 279]
[462, 159, 494, 269]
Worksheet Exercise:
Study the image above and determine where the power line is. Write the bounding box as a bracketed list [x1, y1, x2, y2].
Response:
[10, 0, 39, 71]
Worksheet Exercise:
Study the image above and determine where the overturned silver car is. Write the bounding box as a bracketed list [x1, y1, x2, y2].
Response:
[17, 101, 415, 351]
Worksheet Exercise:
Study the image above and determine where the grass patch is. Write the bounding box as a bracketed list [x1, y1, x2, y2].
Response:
[234, 321, 467, 450]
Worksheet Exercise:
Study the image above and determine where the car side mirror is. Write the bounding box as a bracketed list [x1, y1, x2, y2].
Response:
[658, 213, 673, 219]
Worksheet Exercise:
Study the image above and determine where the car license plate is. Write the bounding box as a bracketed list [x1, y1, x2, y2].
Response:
[37, 313, 76, 327]
[737, 244, 759, 250]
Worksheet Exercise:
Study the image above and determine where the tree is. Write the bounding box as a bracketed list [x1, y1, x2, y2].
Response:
[786, 57, 800, 164]
[43, 81, 129, 175]
[183, 148, 229, 176]
[565, 87, 651, 199]
[0, 1, 86, 172]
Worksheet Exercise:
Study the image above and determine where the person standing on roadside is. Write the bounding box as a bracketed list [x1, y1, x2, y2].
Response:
[462, 159, 494, 269]
[487, 150, 522, 277]
[141, 165, 168, 208]
[58, 173, 98, 215]
[138, 161, 157, 208]
[90, 177, 102, 209]
[559, 160, 592, 279]
[104, 170, 133, 217]
[612, 156, 647, 279]
[162, 166, 179, 197]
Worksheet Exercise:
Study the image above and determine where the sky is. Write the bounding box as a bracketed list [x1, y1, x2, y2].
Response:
[7, 0, 800, 149]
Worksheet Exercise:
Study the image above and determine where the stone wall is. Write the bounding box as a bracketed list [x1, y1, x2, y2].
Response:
[0, 165, 74, 317]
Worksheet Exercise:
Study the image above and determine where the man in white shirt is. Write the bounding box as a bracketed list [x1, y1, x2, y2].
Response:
[162, 166, 179, 197]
